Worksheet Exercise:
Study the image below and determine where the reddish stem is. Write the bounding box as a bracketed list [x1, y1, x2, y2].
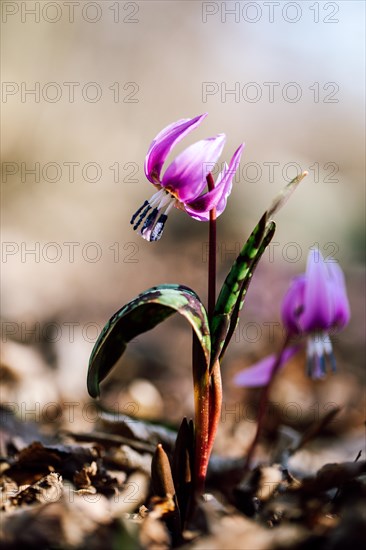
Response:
[206, 172, 217, 319]
[207, 359, 222, 460]
[191, 173, 222, 497]
[206, 173, 223, 482]
[243, 333, 291, 473]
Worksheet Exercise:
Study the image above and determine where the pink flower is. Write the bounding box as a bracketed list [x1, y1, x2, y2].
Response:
[131, 114, 244, 241]
[234, 249, 351, 386]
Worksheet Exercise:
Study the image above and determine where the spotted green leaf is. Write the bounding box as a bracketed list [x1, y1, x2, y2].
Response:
[87, 284, 210, 398]
[210, 172, 308, 365]
[211, 213, 276, 366]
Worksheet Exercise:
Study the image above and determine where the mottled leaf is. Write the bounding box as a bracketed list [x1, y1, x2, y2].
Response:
[219, 221, 276, 361]
[87, 284, 210, 398]
[211, 172, 307, 365]
[211, 214, 276, 365]
[267, 171, 307, 218]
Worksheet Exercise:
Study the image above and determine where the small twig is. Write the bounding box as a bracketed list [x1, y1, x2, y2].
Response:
[289, 405, 342, 456]
[332, 450, 363, 502]
[62, 430, 156, 453]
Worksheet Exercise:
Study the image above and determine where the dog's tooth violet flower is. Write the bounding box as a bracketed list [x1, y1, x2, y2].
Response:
[282, 248, 350, 378]
[131, 113, 244, 241]
[234, 249, 350, 387]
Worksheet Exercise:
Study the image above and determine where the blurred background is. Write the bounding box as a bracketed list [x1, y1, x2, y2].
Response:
[1, 1, 365, 461]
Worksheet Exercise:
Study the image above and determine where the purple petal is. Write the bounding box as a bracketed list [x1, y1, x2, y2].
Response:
[281, 275, 306, 335]
[233, 346, 300, 387]
[327, 261, 351, 329]
[300, 250, 333, 332]
[214, 144, 244, 214]
[184, 144, 244, 221]
[162, 135, 226, 202]
[144, 114, 207, 184]
[183, 171, 227, 217]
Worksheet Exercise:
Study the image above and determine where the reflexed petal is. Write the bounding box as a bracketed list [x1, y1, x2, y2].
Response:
[162, 135, 226, 202]
[281, 275, 306, 335]
[184, 191, 222, 220]
[144, 114, 207, 183]
[233, 346, 300, 387]
[300, 249, 333, 332]
[214, 144, 244, 215]
[327, 261, 351, 329]
[184, 169, 227, 217]
[184, 144, 244, 221]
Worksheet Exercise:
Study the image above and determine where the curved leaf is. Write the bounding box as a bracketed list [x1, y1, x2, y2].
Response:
[218, 220, 276, 361]
[210, 172, 306, 365]
[267, 171, 307, 218]
[211, 214, 276, 365]
[87, 284, 210, 397]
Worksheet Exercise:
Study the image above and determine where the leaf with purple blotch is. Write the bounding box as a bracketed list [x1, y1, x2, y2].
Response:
[87, 284, 210, 398]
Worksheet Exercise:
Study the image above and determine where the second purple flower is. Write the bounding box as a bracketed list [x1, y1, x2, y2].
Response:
[234, 249, 351, 387]
[131, 113, 244, 241]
